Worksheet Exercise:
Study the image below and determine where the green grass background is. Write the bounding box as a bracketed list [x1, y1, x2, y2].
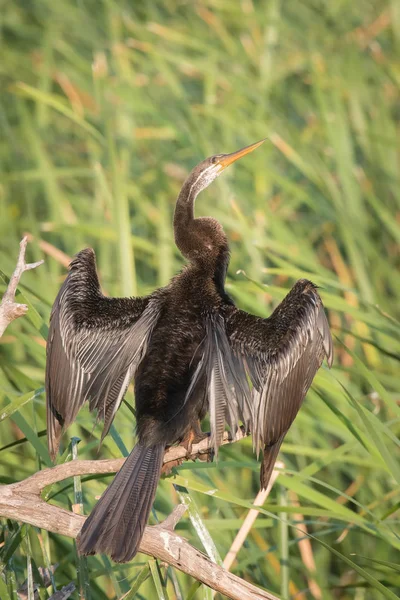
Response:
[1, 0, 400, 598]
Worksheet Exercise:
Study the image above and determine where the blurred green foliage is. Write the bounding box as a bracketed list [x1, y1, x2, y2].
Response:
[1, 0, 400, 598]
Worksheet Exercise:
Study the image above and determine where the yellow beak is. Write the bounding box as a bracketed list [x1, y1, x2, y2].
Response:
[216, 139, 266, 170]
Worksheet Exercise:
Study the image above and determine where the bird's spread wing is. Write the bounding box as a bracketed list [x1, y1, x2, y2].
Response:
[226, 279, 333, 488]
[46, 249, 160, 460]
[191, 279, 333, 486]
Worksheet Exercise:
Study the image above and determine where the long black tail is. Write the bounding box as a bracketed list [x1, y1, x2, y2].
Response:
[78, 443, 164, 562]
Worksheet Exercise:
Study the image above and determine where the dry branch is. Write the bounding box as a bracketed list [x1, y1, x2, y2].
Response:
[0, 236, 43, 337]
[0, 429, 280, 600]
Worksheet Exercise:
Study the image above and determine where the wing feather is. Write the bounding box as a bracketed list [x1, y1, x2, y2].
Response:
[46, 249, 160, 459]
[189, 279, 333, 484]
[224, 279, 333, 489]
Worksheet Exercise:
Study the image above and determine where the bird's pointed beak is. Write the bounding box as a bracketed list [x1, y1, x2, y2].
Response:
[216, 139, 266, 171]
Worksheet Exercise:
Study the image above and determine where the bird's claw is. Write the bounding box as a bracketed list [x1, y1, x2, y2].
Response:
[161, 458, 184, 477]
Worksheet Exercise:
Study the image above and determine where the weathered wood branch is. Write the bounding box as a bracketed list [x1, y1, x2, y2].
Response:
[0, 236, 43, 337]
[0, 430, 280, 600]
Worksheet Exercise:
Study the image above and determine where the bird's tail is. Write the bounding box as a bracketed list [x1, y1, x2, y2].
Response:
[78, 442, 164, 562]
[260, 436, 284, 491]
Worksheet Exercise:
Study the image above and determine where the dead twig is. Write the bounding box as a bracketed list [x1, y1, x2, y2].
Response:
[24, 234, 71, 268]
[0, 237, 43, 338]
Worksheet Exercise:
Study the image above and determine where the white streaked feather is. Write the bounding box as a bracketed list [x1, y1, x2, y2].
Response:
[219, 284, 333, 460]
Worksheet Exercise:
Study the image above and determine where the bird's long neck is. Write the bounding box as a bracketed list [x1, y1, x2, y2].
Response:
[173, 177, 196, 233]
[173, 177, 230, 290]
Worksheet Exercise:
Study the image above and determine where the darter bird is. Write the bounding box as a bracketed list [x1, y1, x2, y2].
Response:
[46, 139, 333, 562]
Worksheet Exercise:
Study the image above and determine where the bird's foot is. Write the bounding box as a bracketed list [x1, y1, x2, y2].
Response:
[191, 421, 212, 462]
[182, 422, 209, 459]
[161, 457, 184, 477]
[161, 423, 211, 476]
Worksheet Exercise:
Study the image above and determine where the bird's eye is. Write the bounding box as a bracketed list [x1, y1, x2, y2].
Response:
[211, 156, 218, 164]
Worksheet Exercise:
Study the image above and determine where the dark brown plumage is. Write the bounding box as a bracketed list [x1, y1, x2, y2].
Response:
[45, 140, 333, 563]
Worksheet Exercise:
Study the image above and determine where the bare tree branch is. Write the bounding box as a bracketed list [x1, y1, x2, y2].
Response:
[0, 433, 280, 600]
[0, 236, 44, 337]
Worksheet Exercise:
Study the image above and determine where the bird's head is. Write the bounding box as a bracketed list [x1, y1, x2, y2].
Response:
[182, 139, 266, 199]
[174, 139, 265, 271]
